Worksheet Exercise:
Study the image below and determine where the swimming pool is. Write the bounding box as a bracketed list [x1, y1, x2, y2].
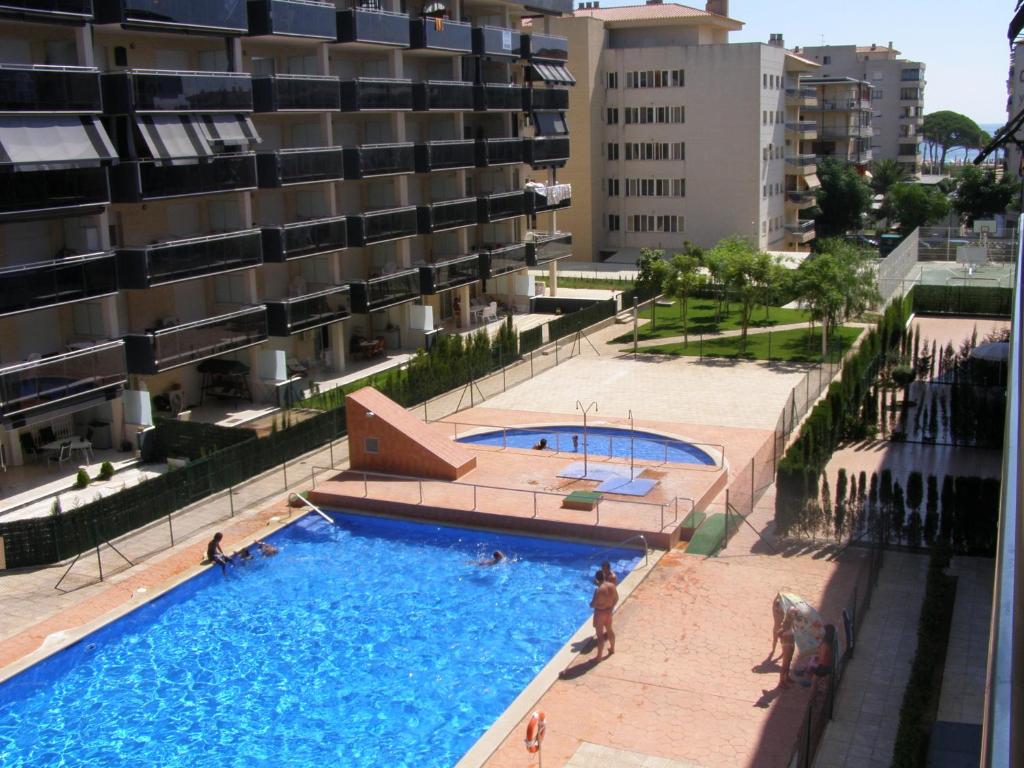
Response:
[457, 425, 716, 465]
[0, 511, 639, 768]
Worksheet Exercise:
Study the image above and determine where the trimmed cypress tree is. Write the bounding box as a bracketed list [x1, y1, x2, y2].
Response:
[924, 475, 939, 545]
[858, 470, 868, 533]
[821, 475, 833, 540]
[939, 474, 955, 543]
[834, 468, 848, 541]
[892, 481, 906, 545]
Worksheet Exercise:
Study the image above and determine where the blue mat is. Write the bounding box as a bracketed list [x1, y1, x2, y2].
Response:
[595, 477, 658, 496]
[557, 462, 630, 481]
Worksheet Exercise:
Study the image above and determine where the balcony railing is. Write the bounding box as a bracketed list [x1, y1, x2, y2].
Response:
[94, 0, 249, 34]
[342, 142, 415, 178]
[0, 166, 109, 218]
[419, 253, 481, 294]
[261, 215, 347, 262]
[116, 229, 262, 288]
[0, 341, 127, 419]
[414, 139, 476, 172]
[785, 154, 817, 173]
[349, 206, 419, 246]
[266, 285, 351, 336]
[0, 0, 94, 21]
[805, 99, 870, 112]
[473, 25, 522, 59]
[525, 87, 568, 111]
[477, 137, 525, 166]
[787, 189, 817, 205]
[0, 65, 102, 113]
[349, 269, 420, 312]
[253, 74, 340, 111]
[412, 80, 474, 111]
[110, 153, 257, 202]
[257, 147, 345, 187]
[408, 16, 472, 53]
[247, 0, 336, 39]
[481, 243, 528, 278]
[335, 7, 410, 47]
[477, 191, 526, 223]
[526, 231, 571, 266]
[102, 70, 253, 114]
[339, 77, 413, 111]
[417, 197, 479, 233]
[817, 125, 871, 139]
[0, 251, 117, 316]
[521, 32, 568, 63]
[124, 306, 268, 375]
[474, 83, 525, 111]
[785, 86, 817, 100]
[525, 136, 569, 167]
[785, 219, 815, 235]
[525, 183, 571, 214]
[786, 121, 817, 134]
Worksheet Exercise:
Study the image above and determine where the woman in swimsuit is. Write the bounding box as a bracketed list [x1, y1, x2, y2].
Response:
[777, 607, 798, 689]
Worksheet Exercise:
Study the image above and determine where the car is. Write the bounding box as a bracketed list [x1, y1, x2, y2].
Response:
[845, 234, 879, 249]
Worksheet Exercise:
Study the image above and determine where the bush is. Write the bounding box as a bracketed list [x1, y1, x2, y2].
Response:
[912, 285, 1012, 317]
[97, 461, 115, 481]
[74, 469, 90, 489]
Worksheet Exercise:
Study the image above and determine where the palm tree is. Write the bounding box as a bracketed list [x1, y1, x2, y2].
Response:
[870, 158, 909, 196]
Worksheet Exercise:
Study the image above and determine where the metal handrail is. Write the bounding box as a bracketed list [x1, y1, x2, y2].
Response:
[0, 339, 124, 375]
[256, 73, 339, 82]
[0, 250, 111, 275]
[280, 214, 347, 229]
[287, 492, 334, 524]
[0, 63, 99, 73]
[123, 228, 260, 250]
[144, 305, 265, 336]
[122, 68, 251, 78]
[587, 533, 650, 568]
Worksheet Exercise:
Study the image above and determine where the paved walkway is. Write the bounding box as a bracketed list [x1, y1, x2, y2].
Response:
[812, 551, 929, 768]
[937, 557, 993, 725]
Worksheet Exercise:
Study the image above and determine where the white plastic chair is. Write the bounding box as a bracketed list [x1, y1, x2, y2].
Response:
[480, 301, 498, 323]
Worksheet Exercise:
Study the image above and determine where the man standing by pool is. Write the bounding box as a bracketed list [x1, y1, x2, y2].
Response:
[591, 570, 618, 660]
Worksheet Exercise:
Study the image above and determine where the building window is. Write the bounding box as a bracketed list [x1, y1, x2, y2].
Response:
[608, 214, 620, 231]
[607, 178, 619, 196]
[607, 142, 619, 160]
[672, 178, 685, 197]
[364, 437, 379, 453]
[607, 72, 618, 89]
[823, 55, 831, 65]
[673, 142, 685, 160]
[607, 108, 618, 125]
[672, 69, 684, 87]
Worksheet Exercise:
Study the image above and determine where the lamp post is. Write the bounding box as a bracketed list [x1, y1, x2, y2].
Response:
[628, 408, 635, 480]
[575, 400, 598, 477]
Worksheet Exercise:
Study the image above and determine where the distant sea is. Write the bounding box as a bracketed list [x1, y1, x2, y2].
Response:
[920, 122, 1002, 164]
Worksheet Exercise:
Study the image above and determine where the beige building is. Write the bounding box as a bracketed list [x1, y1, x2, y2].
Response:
[549, 0, 819, 262]
[1005, 43, 1024, 180]
[796, 43, 925, 173]
[802, 76, 873, 168]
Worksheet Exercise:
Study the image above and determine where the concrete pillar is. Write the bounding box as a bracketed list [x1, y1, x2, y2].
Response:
[75, 25, 94, 67]
[108, 396, 125, 453]
[548, 261, 558, 297]
[328, 320, 347, 372]
[458, 283, 471, 328]
[228, 38, 243, 73]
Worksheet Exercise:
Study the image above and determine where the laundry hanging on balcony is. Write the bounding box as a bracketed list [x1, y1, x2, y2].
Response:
[525, 181, 571, 205]
[527, 63, 575, 86]
[0, 116, 116, 171]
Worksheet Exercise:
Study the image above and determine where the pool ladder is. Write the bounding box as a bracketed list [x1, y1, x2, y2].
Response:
[288, 493, 334, 524]
[591, 534, 650, 568]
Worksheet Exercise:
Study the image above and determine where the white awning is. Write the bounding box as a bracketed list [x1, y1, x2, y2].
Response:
[529, 64, 575, 86]
[531, 111, 568, 136]
[805, 173, 821, 189]
[0, 116, 116, 170]
[136, 115, 212, 159]
[199, 114, 260, 147]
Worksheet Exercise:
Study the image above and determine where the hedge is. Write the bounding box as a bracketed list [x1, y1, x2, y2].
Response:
[549, 299, 617, 341]
[912, 285, 1013, 317]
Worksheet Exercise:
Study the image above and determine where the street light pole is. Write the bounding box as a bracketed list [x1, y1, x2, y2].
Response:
[576, 399, 598, 477]
[628, 408, 635, 480]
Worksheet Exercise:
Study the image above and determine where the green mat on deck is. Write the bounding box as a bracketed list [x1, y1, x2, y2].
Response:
[685, 513, 740, 556]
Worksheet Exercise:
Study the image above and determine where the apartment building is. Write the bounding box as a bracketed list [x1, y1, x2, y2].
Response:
[549, 1, 819, 262]
[796, 43, 925, 173]
[1005, 43, 1024, 181]
[0, 0, 573, 468]
[802, 76, 873, 168]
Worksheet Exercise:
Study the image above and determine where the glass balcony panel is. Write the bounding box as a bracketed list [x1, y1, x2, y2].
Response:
[0, 0, 93, 20]
[262, 215, 348, 262]
[335, 7, 411, 47]
[252, 74, 340, 111]
[267, 285, 350, 335]
[483, 243, 528, 277]
[479, 137, 524, 166]
[0, 166, 109, 218]
[525, 87, 568, 111]
[0, 65, 101, 113]
[247, 0, 336, 39]
[408, 17, 472, 52]
[0, 252, 116, 315]
[414, 139, 477, 171]
[418, 197, 478, 232]
[526, 136, 569, 167]
[343, 143, 415, 178]
[412, 80, 474, 111]
[474, 83, 525, 111]
[110, 154, 257, 202]
[356, 206, 419, 245]
[525, 183, 571, 213]
[478, 191, 525, 222]
[350, 270, 420, 312]
[419, 253, 480, 294]
[103, 70, 253, 113]
[117, 230, 262, 287]
[523, 32, 568, 62]
[95, 0, 249, 33]
[257, 147, 345, 187]
[472, 25, 521, 58]
[339, 77, 413, 111]
[527, 232, 572, 266]
[0, 341, 127, 418]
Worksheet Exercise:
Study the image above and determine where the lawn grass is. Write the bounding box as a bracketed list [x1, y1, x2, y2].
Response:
[634, 325, 864, 363]
[609, 298, 810, 343]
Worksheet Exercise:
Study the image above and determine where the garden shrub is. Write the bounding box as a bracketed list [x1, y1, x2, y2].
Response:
[74, 469, 90, 489]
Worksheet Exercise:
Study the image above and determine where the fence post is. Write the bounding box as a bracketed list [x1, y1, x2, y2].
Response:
[768, 331, 772, 363]
[501, 349, 506, 392]
[533, 493, 538, 518]
[555, 340, 559, 365]
[418, 481, 423, 504]
[473, 485, 477, 510]
[699, 334, 703, 359]
[363, 471, 368, 497]
[530, 350, 534, 378]
[167, 509, 175, 545]
[229, 484, 234, 517]
[282, 458, 288, 490]
[805, 369, 810, 405]
[802, 704, 812, 768]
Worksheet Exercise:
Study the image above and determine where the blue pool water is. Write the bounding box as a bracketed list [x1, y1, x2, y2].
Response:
[0, 512, 639, 768]
[457, 425, 716, 465]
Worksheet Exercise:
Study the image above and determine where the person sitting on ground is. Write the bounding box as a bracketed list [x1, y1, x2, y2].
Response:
[474, 550, 505, 567]
[600, 561, 618, 585]
[206, 532, 231, 574]
[532, 438, 548, 450]
[255, 539, 279, 556]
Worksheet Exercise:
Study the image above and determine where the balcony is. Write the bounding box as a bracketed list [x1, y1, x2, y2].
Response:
[525, 87, 569, 111]
[253, 74, 340, 112]
[0, 252, 117, 316]
[785, 219, 815, 243]
[0, 166, 109, 219]
[473, 25, 522, 59]
[349, 269, 420, 312]
[785, 87, 817, 106]
[256, 147, 345, 187]
[481, 243, 528, 278]
[412, 80, 474, 111]
[94, 0, 250, 34]
[785, 154, 817, 175]
[342, 143, 415, 179]
[0, 0, 93, 22]
[261, 215, 347, 262]
[110, 153, 257, 202]
[785, 121, 818, 139]
[526, 231, 571, 266]
[477, 191, 525, 223]
[525, 183, 571, 214]
[805, 99, 872, 112]
[0, 342, 127, 421]
[408, 17, 472, 53]
[116, 229, 262, 288]
[266, 285, 351, 336]
[816, 125, 870, 140]
[417, 197, 479, 233]
[348, 206, 418, 246]
[786, 189, 817, 209]
[247, 0, 336, 40]
[521, 33, 568, 63]
[102, 70, 253, 114]
[474, 83, 525, 111]
[419, 253, 481, 294]
[123, 306, 268, 375]
[414, 139, 477, 172]
[339, 77, 413, 111]
[525, 136, 569, 168]
[335, 7, 410, 48]
[0, 65, 102, 113]
[476, 137, 525, 166]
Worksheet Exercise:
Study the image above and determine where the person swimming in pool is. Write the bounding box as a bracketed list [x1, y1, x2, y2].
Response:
[532, 438, 548, 450]
[474, 550, 505, 566]
[255, 539, 279, 556]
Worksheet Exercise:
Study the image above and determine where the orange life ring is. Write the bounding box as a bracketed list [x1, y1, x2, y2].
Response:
[524, 711, 546, 753]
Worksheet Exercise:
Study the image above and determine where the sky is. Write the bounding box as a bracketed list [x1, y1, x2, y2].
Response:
[596, 0, 1013, 125]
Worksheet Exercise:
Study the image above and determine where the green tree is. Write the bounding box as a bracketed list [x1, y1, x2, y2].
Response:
[870, 158, 909, 196]
[703, 236, 769, 350]
[634, 248, 669, 332]
[814, 157, 873, 237]
[663, 251, 703, 345]
[887, 183, 951, 236]
[922, 111, 985, 172]
[952, 164, 1020, 224]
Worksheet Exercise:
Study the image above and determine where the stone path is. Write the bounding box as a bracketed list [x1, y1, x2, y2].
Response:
[937, 557, 993, 725]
